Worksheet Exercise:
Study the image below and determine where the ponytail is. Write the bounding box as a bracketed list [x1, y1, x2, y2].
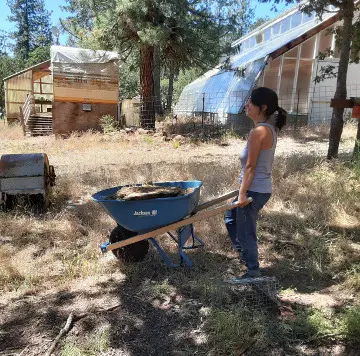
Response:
[275, 107, 287, 131]
[250, 87, 287, 130]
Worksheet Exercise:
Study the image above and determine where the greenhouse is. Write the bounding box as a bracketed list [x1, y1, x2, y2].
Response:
[174, 4, 360, 126]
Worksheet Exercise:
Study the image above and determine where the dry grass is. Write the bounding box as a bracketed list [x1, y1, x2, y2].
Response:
[282, 121, 357, 142]
[0, 122, 24, 140]
[0, 124, 359, 355]
[0, 124, 359, 292]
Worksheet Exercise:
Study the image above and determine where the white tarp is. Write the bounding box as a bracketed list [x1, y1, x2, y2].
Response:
[51, 45, 119, 64]
[50, 45, 119, 77]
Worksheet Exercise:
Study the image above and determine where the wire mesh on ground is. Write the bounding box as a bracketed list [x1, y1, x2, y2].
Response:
[227, 277, 280, 309]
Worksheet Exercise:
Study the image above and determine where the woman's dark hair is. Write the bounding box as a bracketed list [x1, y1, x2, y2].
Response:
[250, 87, 287, 130]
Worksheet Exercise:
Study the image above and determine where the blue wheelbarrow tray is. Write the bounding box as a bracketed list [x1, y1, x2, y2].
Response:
[91, 180, 244, 267]
[91, 180, 202, 233]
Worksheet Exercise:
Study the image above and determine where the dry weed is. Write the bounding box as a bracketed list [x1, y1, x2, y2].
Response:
[0, 122, 23, 140]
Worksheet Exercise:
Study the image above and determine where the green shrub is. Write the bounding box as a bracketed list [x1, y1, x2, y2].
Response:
[100, 114, 117, 133]
[341, 304, 360, 344]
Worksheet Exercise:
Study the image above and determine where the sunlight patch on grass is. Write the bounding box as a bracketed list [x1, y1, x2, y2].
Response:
[60, 325, 110, 356]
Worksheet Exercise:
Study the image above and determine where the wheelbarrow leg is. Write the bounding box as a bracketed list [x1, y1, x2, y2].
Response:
[177, 224, 204, 250]
[150, 224, 204, 267]
[177, 225, 204, 267]
[149, 238, 184, 267]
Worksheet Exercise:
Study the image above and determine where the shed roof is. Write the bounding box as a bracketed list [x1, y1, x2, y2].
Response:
[50, 46, 119, 64]
[3, 60, 51, 82]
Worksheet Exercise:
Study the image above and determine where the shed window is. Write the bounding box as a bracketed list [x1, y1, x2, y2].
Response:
[295, 60, 313, 113]
[291, 12, 302, 28]
[302, 13, 315, 23]
[285, 46, 299, 58]
[255, 33, 263, 45]
[300, 36, 316, 59]
[264, 28, 271, 41]
[318, 29, 333, 54]
[279, 58, 297, 111]
[248, 37, 256, 48]
[281, 18, 290, 34]
[272, 22, 280, 37]
[263, 57, 281, 91]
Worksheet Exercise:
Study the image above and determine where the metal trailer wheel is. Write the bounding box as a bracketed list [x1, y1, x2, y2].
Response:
[109, 225, 149, 262]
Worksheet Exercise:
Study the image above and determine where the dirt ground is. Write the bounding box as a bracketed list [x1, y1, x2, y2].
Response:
[0, 125, 359, 356]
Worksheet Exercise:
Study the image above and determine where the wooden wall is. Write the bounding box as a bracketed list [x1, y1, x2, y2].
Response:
[121, 98, 140, 126]
[53, 62, 118, 105]
[52, 62, 119, 134]
[5, 70, 33, 120]
[52, 102, 117, 135]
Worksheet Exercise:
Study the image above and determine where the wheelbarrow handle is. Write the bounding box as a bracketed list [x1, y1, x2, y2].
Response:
[193, 190, 252, 213]
[232, 197, 253, 206]
[105, 196, 253, 253]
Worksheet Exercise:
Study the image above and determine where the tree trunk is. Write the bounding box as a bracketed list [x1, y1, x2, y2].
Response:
[327, 3, 354, 159]
[167, 69, 175, 113]
[153, 46, 163, 116]
[140, 45, 155, 129]
[354, 118, 360, 160]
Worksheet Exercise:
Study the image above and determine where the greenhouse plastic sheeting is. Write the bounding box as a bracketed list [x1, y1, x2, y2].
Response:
[174, 58, 267, 121]
[174, 9, 337, 119]
[50, 45, 119, 77]
[230, 10, 335, 68]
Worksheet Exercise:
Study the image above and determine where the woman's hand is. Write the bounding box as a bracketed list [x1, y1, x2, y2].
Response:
[236, 192, 251, 208]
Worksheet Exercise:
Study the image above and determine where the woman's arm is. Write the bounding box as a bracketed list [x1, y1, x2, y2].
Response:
[237, 126, 266, 207]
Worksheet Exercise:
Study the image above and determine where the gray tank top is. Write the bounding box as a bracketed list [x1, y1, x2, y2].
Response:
[238, 122, 277, 193]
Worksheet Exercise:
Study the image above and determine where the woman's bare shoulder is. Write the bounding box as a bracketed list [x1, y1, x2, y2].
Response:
[249, 125, 268, 138]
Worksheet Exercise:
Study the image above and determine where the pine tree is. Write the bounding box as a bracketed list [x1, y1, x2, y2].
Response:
[62, 0, 256, 128]
[7, 0, 52, 64]
[0, 31, 20, 115]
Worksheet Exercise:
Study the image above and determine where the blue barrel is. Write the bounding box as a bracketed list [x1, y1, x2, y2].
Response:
[91, 180, 202, 232]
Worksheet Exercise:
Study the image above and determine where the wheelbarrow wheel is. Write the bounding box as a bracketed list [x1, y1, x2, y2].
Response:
[109, 225, 149, 262]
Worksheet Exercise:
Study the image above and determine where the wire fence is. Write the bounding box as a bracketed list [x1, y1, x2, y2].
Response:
[120, 85, 360, 135]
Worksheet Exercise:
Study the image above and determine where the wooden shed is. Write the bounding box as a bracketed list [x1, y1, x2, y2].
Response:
[3, 46, 119, 136]
[51, 46, 119, 135]
[4, 60, 53, 133]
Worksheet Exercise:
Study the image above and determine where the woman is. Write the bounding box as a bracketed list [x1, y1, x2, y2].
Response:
[224, 87, 287, 279]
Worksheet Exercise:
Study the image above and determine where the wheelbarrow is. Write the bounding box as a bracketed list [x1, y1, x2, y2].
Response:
[91, 180, 251, 267]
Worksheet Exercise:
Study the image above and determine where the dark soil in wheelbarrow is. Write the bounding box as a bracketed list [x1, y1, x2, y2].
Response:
[106, 185, 194, 201]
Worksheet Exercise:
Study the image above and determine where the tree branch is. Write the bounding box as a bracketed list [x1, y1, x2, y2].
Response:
[45, 313, 74, 356]
[59, 19, 82, 41]
[120, 47, 133, 62]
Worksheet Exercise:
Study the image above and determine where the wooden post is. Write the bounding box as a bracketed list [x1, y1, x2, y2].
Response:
[19, 105, 26, 136]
